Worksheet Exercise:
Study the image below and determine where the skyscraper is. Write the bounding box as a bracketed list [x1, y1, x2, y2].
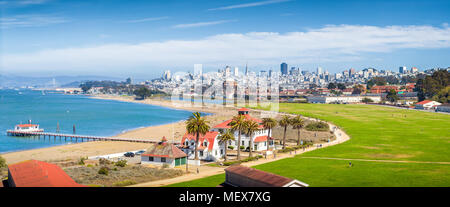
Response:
[316, 67, 323, 75]
[399, 66, 407, 74]
[281, 62, 288, 75]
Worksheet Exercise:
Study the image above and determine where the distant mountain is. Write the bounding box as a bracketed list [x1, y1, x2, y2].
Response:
[0, 75, 126, 88]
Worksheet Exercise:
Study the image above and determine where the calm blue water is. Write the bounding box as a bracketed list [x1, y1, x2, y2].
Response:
[0, 89, 194, 153]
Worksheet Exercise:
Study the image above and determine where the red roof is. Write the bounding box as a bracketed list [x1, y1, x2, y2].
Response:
[415, 100, 432, 105]
[142, 143, 187, 158]
[238, 108, 250, 111]
[225, 165, 294, 187]
[181, 131, 219, 151]
[254, 135, 268, 143]
[8, 160, 85, 187]
[16, 124, 38, 128]
[213, 114, 263, 129]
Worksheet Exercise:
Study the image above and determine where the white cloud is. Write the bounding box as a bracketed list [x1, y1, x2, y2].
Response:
[2, 24, 450, 75]
[172, 20, 237, 28]
[0, 14, 68, 29]
[121, 16, 169, 23]
[208, 0, 291, 11]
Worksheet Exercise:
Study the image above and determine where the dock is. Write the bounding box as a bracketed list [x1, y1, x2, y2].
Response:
[6, 130, 179, 144]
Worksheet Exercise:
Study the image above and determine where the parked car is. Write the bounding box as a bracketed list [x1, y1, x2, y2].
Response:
[135, 150, 145, 155]
[124, 152, 135, 157]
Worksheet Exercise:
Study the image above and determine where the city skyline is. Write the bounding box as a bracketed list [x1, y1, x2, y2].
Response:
[1, 0, 450, 78]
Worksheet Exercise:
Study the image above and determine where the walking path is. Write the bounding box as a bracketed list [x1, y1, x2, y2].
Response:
[299, 156, 450, 165]
[130, 109, 350, 187]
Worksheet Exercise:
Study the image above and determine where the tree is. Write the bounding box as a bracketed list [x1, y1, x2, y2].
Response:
[278, 115, 291, 149]
[327, 82, 337, 90]
[133, 87, 152, 99]
[186, 112, 210, 160]
[217, 129, 235, 161]
[352, 84, 365, 95]
[290, 115, 305, 145]
[337, 83, 346, 90]
[243, 120, 260, 158]
[0, 155, 6, 168]
[362, 97, 374, 104]
[432, 86, 450, 103]
[415, 70, 449, 102]
[262, 117, 277, 140]
[386, 89, 399, 103]
[228, 115, 246, 160]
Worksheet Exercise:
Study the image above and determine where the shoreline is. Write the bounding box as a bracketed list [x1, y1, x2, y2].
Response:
[1, 95, 237, 164]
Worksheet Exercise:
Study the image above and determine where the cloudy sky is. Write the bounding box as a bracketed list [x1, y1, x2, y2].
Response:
[1, 0, 450, 78]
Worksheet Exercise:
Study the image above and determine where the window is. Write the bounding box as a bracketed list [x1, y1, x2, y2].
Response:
[149, 157, 154, 161]
[161, 157, 166, 162]
[220, 149, 223, 155]
[242, 141, 244, 145]
[264, 141, 267, 146]
[200, 151, 203, 157]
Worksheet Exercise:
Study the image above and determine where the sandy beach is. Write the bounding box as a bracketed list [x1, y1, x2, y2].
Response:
[1, 95, 238, 164]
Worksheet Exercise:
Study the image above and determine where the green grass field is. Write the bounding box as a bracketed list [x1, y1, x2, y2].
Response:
[167, 104, 450, 187]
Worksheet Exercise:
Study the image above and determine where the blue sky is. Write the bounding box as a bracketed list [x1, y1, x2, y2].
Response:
[1, 0, 450, 78]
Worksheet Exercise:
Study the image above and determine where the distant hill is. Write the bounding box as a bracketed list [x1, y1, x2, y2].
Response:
[0, 75, 126, 88]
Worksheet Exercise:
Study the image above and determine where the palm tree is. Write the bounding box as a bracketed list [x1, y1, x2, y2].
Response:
[278, 115, 291, 149]
[290, 115, 305, 145]
[217, 129, 235, 161]
[243, 120, 260, 158]
[262, 117, 277, 140]
[228, 114, 246, 160]
[186, 112, 210, 160]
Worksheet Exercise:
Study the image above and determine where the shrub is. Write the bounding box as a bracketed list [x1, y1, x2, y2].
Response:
[240, 146, 245, 150]
[87, 164, 94, 168]
[99, 158, 111, 165]
[0, 156, 6, 168]
[162, 163, 170, 169]
[112, 180, 137, 187]
[228, 146, 234, 150]
[115, 160, 127, 167]
[78, 157, 87, 165]
[305, 122, 329, 131]
[98, 167, 109, 175]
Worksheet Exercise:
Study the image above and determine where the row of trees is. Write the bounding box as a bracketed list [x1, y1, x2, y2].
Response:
[185, 112, 307, 162]
[415, 70, 449, 103]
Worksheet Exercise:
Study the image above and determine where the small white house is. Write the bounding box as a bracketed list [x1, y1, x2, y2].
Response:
[180, 131, 225, 161]
[141, 137, 187, 167]
[14, 124, 43, 132]
[414, 100, 442, 110]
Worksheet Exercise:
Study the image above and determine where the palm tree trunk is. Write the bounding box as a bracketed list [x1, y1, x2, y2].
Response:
[194, 132, 199, 160]
[283, 126, 287, 149]
[224, 141, 228, 161]
[297, 128, 301, 145]
[237, 131, 241, 160]
[249, 133, 253, 158]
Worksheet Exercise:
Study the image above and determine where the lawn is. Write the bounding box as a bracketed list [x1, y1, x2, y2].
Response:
[167, 104, 450, 187]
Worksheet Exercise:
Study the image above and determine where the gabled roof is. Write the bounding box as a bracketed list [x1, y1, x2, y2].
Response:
[8, 160, 85, 187]
[181, 131, 219, 151]
[142, 142, 187, 158]
[225, 165, 302, 187]
[213, 114, 263, 129]
[415, 100, 433, 105]
[254, 135, 269, 143]
[16, 124, 38, 128]
[238, 108, 250, 112]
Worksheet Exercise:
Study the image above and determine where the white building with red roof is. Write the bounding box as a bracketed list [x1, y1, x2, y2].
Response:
[181, 131, 225, 161]
[180, 108, 274, 161]
[211, 108, 274, 152]
[141, 137, 187, 167]
[414, 100, 441, 110]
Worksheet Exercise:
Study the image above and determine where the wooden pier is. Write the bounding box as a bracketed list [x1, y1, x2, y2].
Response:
[6, 130, 179, 144]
